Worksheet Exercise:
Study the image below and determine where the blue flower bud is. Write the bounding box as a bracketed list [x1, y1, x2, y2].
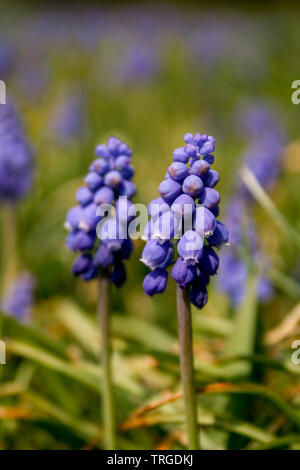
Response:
[194, 133, 208, 146]
[99, 218, 124, 252]
[148, 197, 170, 218]
[201, 169, 220, 188]
[171, 194, 195, 217]
[66, 230, 95, 252]
[93, 243, 115, 269]
[157, 244, 174, 269]
[79, 203, 101, 232]
[141, 240, 172, 270]
[168, 162, 189, 182]
[182, 175, 204, 196]
[115, 155, 131, 169]
[207, 221, 229, 247]
[159, 179, 182, 203]
[76, 187, 93, 206]
[173, 147, 189, 163]
[84, 172, 103, 191]
[183, 133, 194, 144]
[171, 257, 196, 287]
[95, 144, 110, 159]
[198, 246, 219, 275]
[118, 143, 132, 156]
[190, 159, 210, 175]
[151, 211, 181, 241]
[200, 139, 215, 155]
[199, 187, 220, 209]
[107, 136, 121, 156]
[210, 205, 220, 217]
[190, 280, 208, 309]
[104, 170, 122, 188]
[177, 230, 204, 264]
[90, 158, 110, 175]
[184, 144, 197, 157]
[82, 265, 99, 281]
[119, 180, 137, 198]
[110, 261, 127, 287]
[193, 205, 217, 237]
[65, 206, 83, 231]
[116, 238, 134, 260]
[72, 254, 92, 275]
[120, 165, 135, 180]
[143, 268, 168, 296]
[94, 186, 115, 206]
[203, 154, 214, 164]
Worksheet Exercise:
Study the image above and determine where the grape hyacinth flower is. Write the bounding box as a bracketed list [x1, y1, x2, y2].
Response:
[0, 99, 34, 298]
[50, 91, 86, 144]
[0, 100, 34, 202]
[65, 136, 136, 286]
[238, 102, 286, 195]
[64, 136, 136, 450]
[141, 132, 228, 450]
[142, 132, 228, 308]
[1, 272, 36, 323]
[217, 197, 273, 307]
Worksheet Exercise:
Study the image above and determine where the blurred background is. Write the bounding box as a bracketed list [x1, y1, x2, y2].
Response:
[1, 1, 300, 450]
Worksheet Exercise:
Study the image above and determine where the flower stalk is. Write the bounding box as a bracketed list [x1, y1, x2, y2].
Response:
[98, 276, 116, 450]
[177, 286, 199, 450]
[2, 203, 18, 296]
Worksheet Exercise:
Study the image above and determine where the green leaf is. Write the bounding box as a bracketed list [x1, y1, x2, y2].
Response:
[224, 275, 258, 379]
[6, 339, 99, 392]
[241, 166, 300, 250]
[24, 390, 100, 442]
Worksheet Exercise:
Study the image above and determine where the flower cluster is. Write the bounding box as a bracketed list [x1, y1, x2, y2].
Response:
[0, 100, 33, 202]
[238, 103, 285, 194]
[217, 197, 273, 307]
[1, 272, 36, 323]
[217, 103, 285, 307]
[65, 136, 136, 286]
[50, 91, 85, 143]
[141, 132, 228, 309]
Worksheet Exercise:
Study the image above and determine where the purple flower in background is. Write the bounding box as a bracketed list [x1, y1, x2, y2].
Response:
[115, 45, 159, 86]
[141, 132, 228, 309]
[2, 273, 36, 323]
[238, 102, 285, 194]
[65, 136, 136, 286]
[0, 42, 14, 77]
[217, 196, 274, 306]
[50, 91, 86, 143]
[0, 99, 34, 202]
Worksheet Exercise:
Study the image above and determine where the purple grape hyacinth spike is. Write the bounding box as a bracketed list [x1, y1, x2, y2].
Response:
[141, 132, 228, 308]
[65, 136, 135, 284]
[0, 99, 34, 203]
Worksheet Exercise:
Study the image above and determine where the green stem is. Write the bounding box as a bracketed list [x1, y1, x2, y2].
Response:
[98, 277, 116, 450]
[177, 286, 199, 450]
[2, 203, 18, 297]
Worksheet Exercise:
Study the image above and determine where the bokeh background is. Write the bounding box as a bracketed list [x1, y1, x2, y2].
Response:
[1, 1, 300, 450]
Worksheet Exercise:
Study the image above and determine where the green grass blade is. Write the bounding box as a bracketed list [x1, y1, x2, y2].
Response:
[241, 166, 300, 250]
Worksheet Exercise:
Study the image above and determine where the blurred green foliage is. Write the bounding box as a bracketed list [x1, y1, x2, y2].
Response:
[1, 3, 300, 450]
